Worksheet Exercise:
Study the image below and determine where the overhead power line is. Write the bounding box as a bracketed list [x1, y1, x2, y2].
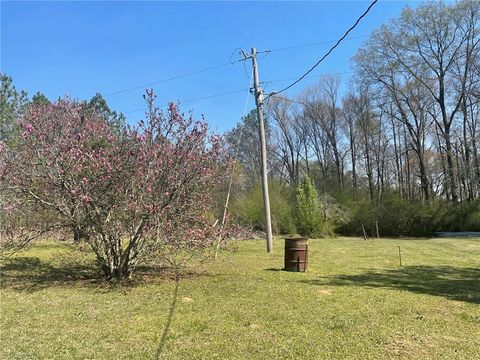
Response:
[104, 61, 242, 97]
[180, 88, 249, 104]
[261, 70, 354, 85]
[266, 0, 378, 99]
[268, 35, 369, 52]
[123, 87, 249, 115]
[103, 33, 369, 100]
[103, 34, 366, 99]
[267, 94, 310, 108]
[122, 70, 356, 115]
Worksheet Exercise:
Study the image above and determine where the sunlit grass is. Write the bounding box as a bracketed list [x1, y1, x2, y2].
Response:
[1, 237, 479, 359]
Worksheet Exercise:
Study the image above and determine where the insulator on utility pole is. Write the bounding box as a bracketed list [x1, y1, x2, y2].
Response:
[250, 47, 273, 253]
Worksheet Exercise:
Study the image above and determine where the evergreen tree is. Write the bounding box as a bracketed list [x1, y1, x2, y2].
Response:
[87, 93, 126, 134]
[0, 74, 28, 142]
[31, 92, 51, 106]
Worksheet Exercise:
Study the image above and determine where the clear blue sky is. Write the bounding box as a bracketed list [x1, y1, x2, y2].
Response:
[2, 1, 419, 132]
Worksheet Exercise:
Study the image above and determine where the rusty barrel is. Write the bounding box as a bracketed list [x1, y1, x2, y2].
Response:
[284, 237, 308, 272]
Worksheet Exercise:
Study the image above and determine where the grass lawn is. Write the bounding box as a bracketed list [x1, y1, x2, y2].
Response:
[1, 237, 479, 359]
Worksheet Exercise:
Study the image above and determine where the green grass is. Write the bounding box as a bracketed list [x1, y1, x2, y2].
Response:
[1, 237, 479, 359]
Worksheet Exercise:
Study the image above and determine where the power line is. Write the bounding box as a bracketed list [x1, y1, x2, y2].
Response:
[118, 14, 374, 116]
[181, 88, 249, 104]
[267, 94, 311, 108]
[123, 87, 249, 115]
[122, 70, 356, 115]
[261, 70, 354, 85]
[268, 35, 369, 52]
[102, 33, 369, 100]
[104, 61, 242, 97]
[103, 34, 366, 100]
[266, 0, 378, 99]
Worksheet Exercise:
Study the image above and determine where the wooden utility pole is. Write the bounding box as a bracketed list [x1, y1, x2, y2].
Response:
[250, 47, 273, 253]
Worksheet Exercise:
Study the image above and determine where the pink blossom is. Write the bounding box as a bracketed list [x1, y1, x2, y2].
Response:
[1, 91, 228, 280]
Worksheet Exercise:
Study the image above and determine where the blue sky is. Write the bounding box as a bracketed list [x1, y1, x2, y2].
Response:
[2, 1, 420, 132]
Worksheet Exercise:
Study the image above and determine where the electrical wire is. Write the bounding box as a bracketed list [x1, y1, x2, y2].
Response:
[261, 70, 354, 85]
[265, 0, 378, 99]
[266, 94, 310, 108]
[268, 35, 369, 52]
[182, 88, 250, 104]
[122, 70, 354, 115]
[118, 3, 376, 116]
[104, 61, 242, 97]
[103, 33, 366, 99]
[123, 87, 249, 115]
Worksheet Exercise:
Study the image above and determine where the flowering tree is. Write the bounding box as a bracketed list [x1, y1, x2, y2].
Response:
[0, 91, 224, 280]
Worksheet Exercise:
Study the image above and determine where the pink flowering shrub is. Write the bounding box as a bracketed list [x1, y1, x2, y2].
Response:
[0, 91, 225, 280]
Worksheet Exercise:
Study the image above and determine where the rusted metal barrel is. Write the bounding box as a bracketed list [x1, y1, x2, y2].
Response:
[284, 237, 308, 272]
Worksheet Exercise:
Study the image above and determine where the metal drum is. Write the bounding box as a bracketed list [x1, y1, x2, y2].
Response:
[284, 237, 308, 272]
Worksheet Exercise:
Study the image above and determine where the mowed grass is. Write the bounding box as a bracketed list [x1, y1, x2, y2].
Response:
[1, 237, 479, 360]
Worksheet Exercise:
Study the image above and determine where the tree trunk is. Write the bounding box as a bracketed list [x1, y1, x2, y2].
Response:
[444, 128, 458, 202]
[348, 118, 357, 197]
[90, 236, 136, 281]
[391, 120, 403, 198]
[403, 124, 412, 200]
[462, 99, 474, 200]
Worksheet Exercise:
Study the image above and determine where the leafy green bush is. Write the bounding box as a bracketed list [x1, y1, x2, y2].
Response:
[229, 175, 480, 239]
[435, 200, 480, 232]
[229, 180, 296, 235]
[463, 203, 480, 231]
[338, 196, 480, 237]
[294, 175, 324, 237]
[318, 193, 350, 236]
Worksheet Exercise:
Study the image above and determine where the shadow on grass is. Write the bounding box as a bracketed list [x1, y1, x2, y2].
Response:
[0, 256, 104, 292]
[0, 256, 198, 292]
[155, 277, 179, 360]
[301, 265, 480, 304]
[264, 268, 284, 272]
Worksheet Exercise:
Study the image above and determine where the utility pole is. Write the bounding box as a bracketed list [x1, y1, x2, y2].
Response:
[250, 47, 273, 253]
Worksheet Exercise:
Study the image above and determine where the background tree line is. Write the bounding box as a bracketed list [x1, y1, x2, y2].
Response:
[0, 73, 127, 144]
[225, 1, 480, 237]
[2, 1, 478, 240]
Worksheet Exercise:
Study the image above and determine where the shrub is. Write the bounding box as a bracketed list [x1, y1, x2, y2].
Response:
[0, 91, 225, 280]
[318, 193, 350, 236]
[337, 196, 480, 237]
[229, 180, 296, 235]
[294, 175, 324, 237]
